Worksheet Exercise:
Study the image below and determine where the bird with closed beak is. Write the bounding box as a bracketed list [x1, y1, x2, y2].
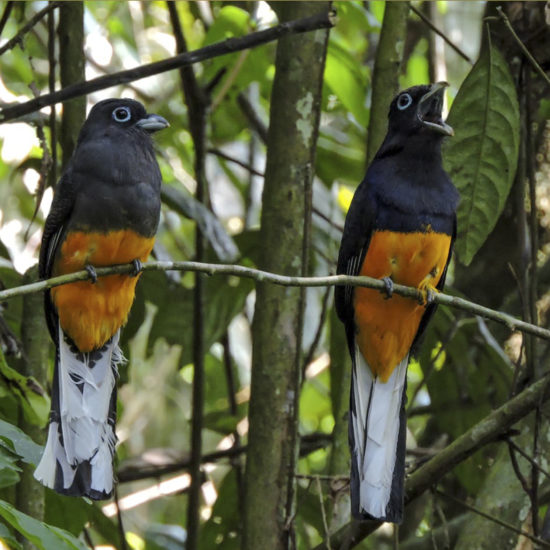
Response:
[34, 98, 169, 499]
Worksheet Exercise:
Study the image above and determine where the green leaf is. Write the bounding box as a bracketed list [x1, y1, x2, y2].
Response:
[161, 184, 239, 262]
[0, 521, 22, 550]
[45, 491, 119, 545]
[444, 34, 520, 265]
[0, 351, 50, 427]
[324, 42, 369, 126]
[126, 270, 253, 365]
[199, 470, 241, 549]
[0, 500, 89, 550]
[418, 306, 512, 493]
[0, 445, 21, 488]
[0, 418, 42, 467]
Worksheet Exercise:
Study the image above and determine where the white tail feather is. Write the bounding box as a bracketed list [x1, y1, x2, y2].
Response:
[34, 325, 122, 498]
[351, 345, 408, 519]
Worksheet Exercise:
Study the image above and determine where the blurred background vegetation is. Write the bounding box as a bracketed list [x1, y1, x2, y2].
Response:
[0, 1, 549, 549]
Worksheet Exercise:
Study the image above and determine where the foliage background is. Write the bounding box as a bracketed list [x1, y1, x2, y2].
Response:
[0, 1, 549, 549]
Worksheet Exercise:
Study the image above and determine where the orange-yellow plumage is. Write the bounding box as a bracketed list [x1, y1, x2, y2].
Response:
[353, 230, 451, 382]
[51, 230, 155, 352]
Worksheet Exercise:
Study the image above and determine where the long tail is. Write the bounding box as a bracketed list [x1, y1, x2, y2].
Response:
[349, 344, 408, 522]
[34, 325, 121, 500]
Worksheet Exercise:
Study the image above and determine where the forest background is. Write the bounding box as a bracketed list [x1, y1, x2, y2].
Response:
[0, 1, 549, 549]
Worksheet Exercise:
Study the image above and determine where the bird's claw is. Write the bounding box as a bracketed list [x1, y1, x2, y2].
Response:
[382, 277, 394, 299]
[418, 286, 438, 305]
[131, 259, 143, 277]
[85, 265, 97, 284]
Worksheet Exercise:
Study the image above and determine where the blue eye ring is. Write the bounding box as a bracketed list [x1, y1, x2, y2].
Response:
[397, 93, 413, 111]
[112, 106, 131, 123]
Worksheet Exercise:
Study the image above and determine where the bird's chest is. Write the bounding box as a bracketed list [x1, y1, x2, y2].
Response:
[359, 230, 451, 286]
[352, 230, 452, 381]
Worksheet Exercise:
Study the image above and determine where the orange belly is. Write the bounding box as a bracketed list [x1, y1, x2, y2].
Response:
[51, 230, 155, 352]
[354, 230, 451, 382]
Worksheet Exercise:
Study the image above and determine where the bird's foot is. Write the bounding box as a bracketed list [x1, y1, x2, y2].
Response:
[131, 259, 143, 277]
[381, 276, 394, 299]
[85, 265, 97, 284]
[418, 284, 438, 305]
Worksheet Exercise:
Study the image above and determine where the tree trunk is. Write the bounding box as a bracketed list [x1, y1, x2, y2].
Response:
[58, 1, 85, 168]
[242, 3, 330, 549]
[15, 267, 50, 550]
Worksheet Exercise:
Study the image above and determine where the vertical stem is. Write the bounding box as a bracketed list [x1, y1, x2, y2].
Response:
[16, 267, 50, 546]
[366, 2, 409, 165]
[525, 52, 540, 538]
[47, 3, 56, 187]
[243, 3, 329, 549]
[221, 333, 244, 504]
[57, 1, 85, 168]
[167, 4, 208, 548]
[326, 308, 352, 531]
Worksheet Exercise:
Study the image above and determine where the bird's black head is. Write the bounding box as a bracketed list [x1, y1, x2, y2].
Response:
[77, 98, 169, 145]
[387, 82, 453, 139]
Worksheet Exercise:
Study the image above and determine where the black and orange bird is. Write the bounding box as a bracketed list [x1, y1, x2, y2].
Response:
[335, 83, 458, 522]
[34, 99, 168, 499]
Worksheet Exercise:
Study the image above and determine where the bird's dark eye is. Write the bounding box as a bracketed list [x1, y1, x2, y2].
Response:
[112, 106, 131, 123]
[397, 93, 413, 111]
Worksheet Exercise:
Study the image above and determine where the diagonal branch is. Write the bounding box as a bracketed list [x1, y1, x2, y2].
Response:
[0, 1, 62, 56]
[314, 372, 550, 548]
[3, 260, 550, 341]
[0, 10, 336, 123]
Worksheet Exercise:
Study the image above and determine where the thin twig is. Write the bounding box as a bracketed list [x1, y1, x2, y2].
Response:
[167, 3, 208, 548]
[47, 3, 56, 188]
[0, 1, 61, 56]
[221, 332, 245, 506]
[302, 284, 332, 379]
[408, 2, 473, 64]
[211, 49, 249, 111]
[82, 527, 94, 550]
[0, 9, 336, 122]
[435, 489, 550, 548]
[507, 439, 532, 497]
[495, 6, 550, 89]
[315, 476, 332, 550]
[118, 433, 332, 483]
[295, 474, 349, 482]
[113, 487, 128, 550]
[0, 2, 14, 38]
[5, 260, 550, 341]
[507, 437, 550, 481]
[237, 92, 268, 143]
[208, 147, 264, 177]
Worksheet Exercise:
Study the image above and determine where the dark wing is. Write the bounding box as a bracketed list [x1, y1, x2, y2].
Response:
[40, 173, 76, 342]
[410, 215, 456, 355]
[335, 178, 377, 340]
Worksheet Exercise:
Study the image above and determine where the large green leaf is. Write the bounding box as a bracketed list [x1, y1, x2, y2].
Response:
[324, 41, 369, 127]
[417, 306, 512, 493]
[0, 418, 42, 467]
[0, 500, 89, 550]
[0, 445, 21, 488]
[0, 521, 22, 550]
[45, 491, 119, 545]
[125, 270, 253, 365]
[0, 351, 50, 427]
[444, 34, 520, 265]
[198, 470, 241, 550]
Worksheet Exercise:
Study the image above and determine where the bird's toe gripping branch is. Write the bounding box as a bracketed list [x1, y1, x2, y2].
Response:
[418, 271, 440, 306]
[131, 259, 143, 277]
[381, 276, 394, 299]
[85, 265, 98, 284]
